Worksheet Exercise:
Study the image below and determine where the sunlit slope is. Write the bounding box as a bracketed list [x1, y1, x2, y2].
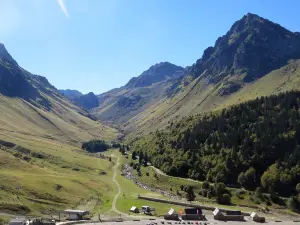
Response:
[127, 60, 300, 136]
[0, 132, 116, 216]
[0, 94, 117, 145]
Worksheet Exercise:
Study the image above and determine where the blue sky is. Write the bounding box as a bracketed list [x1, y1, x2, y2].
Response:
[1, 0, 299, 94]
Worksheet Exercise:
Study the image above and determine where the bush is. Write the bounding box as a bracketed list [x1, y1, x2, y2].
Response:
[202, 181, 210, 189]
[219, 193, 231, 205]
[296, 183, 300, 194]
[255, 187, 263, 198]
[201, 189, 208, 197]
[207, 190, 212, 199]
[288, 196, 300, 212]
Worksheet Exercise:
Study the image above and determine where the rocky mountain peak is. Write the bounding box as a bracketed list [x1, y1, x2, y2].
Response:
[190, 13, 300, 82]
[0, 43, 18, 65]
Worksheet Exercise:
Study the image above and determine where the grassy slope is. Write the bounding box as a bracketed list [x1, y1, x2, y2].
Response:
[0, 81, 119, 217]
[127, 60, 300, 137]
[0, 138, 116, 217]
[0, 95, 117, 145]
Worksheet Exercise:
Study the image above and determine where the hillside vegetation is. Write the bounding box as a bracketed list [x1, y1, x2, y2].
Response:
[132, 91, 300, 199]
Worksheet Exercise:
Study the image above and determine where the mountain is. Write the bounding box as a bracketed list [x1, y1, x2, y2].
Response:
[76, 92, 99, 110]
[189, 13, 300, 83]
[59, 89, 83, 100]
[0, 43, 118, 144]
[120, 13, 300, 137]
[91, 62, 184, 127]
[60, 90, 99, 110]
[126, 62, 185, 88]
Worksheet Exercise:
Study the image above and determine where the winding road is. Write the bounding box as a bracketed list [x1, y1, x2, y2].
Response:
[111, 156, 125, 215]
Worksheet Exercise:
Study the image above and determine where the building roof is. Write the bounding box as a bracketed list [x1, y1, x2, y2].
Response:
[130, 206, 137, 210]
[213, 208, 223, 216]
[250, 212, 259, 218]
[62, 209, 89, 215]
[9, 219, 27, 223]
[168, 208, 176, 215]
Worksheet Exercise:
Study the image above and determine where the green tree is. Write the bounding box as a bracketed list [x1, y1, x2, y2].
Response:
[139, 151, 144, 164]
[296, 183, 300, 194]
[215, 182, 226, 204]
[185, 186, 196, 202]
[220, 193, 231, 205]
[143, 152, 149, 166]
[202, 181, 210, 189]
[244, 167, 257, 190]
[238, 172, 246, 187]
[132, 151, 137, 160]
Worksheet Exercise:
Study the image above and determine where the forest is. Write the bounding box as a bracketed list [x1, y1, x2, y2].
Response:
[131, 91, 300, 198]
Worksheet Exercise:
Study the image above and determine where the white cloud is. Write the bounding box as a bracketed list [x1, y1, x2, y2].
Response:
[57, 0, 69, 18]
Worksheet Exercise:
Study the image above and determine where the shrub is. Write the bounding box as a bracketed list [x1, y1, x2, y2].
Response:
[288, 196, 300, 212]
[202, 181, 210, 189]
[296, 183, 300, 194]
[201, 189, 208, 197]
[219, 193, 231, 205]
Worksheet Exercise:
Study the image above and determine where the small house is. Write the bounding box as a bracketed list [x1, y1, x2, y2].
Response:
[250, 212, 266, 223]
[182, 207, 206, 221]
[60, 209, 89, 220]
[130, 206, 139, 213]
[164, 208, 179, 221]
[9, 218, 27, 225]
[213, 208, 244, 221]
[184, 208, 202, 215]
[213, 208, 223, 220]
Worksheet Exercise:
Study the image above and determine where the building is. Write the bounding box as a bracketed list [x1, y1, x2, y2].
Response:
[130, 206, 139, 213]
[182, 208, 206, 221]
[60, 209, 89, 220]
[8, 218, 27, 225]
[164, 208, 179, 221]
[213, 208, 244, 221]
[250, 212, 266, 223]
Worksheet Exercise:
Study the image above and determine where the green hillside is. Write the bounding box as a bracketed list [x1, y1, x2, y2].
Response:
[131, 91, 300, 199]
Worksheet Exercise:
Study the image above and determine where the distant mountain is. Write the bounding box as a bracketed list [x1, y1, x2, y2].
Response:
[90, 62, 184, 126]
[0, 43, 118, 144]
[126, 62, 184, 88]
[76, 92, 99, 110]
[60, 90, 99, 110]
[59, 89, 83, 100]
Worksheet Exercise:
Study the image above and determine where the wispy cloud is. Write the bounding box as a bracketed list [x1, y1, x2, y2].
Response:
[57, 0, 69, 18]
